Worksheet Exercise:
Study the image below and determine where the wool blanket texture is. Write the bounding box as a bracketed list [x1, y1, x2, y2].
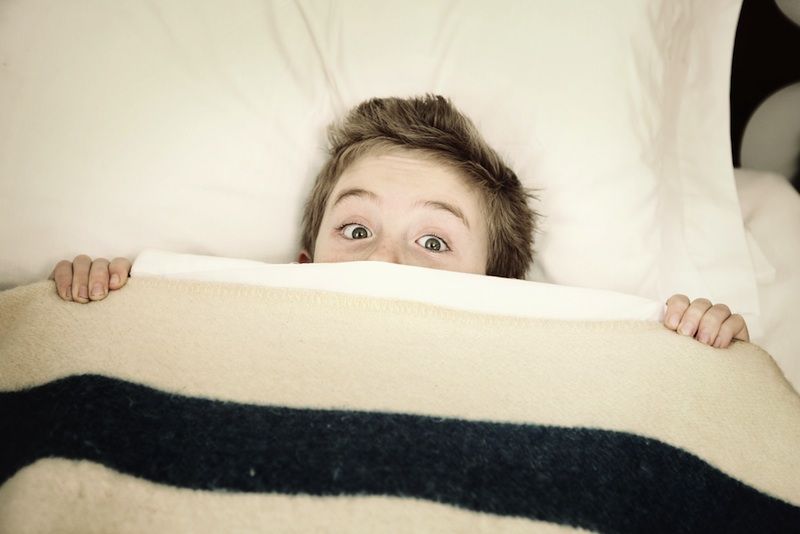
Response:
[1, 278, 799, 533]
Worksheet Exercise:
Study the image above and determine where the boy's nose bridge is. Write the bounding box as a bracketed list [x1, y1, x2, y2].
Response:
[367, 236, 402, 264]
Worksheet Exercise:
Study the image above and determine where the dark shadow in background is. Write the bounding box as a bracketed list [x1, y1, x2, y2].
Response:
[730, 0, 800, 191]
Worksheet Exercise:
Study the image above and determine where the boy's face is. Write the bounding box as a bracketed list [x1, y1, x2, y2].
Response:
[299, 150, 489, 275]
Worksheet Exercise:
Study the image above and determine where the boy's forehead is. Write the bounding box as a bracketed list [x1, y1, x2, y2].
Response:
[323, 149, 490, 232]
[347, 147, 442, 172]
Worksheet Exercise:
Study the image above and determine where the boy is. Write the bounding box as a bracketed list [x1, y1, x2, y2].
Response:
[50, 95, 749, 348]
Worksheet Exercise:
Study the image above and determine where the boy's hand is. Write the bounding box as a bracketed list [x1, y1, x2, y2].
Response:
[50, 255, 132, 303]
[663, 294, 749, 348]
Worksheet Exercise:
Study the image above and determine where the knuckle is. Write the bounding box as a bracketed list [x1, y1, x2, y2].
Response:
[692, 298, 712, 308]
[72, 256, 91, 274]
[88, 263, 109, 281]
[90, 264, 110, 278]
[711, 303, 731, 315]
[667, 294, 689, 306]
[73, 254, 91, 263]
[53, 263, 70, 281]
[111, 257, 133, 274]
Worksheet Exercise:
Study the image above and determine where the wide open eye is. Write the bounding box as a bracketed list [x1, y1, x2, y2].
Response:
[416, 235, 449, 252]
[341, 223, 372, 240]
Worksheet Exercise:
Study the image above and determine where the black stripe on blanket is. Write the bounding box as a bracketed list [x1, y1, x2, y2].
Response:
[1, 374, 798, 533]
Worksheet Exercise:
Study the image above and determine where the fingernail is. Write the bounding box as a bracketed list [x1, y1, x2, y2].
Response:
[110, 274, 120, 286]
[679, 322, 694, 336]
[698, 332, 709, 344]
[91, 283, 104, 297]
[79, 285, 89, 299]
[64, 285, 72, 300]
[667, 314, 679, 329]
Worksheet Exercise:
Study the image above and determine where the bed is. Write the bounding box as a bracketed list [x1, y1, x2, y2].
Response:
[1, 1, 799, 532]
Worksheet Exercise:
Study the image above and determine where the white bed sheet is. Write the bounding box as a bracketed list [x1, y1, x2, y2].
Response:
[133, 235, 800, 394]
[735, 169, 800, 393]
[132, 249, 664, 322]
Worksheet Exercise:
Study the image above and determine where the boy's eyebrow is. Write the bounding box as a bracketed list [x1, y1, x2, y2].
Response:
[332, 188, 470, 230]
[417, 200, 470, 229]
[332, 188, 379, 206]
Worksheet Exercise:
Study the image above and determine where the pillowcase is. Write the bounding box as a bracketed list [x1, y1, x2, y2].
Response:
[0, 0, 758, 330]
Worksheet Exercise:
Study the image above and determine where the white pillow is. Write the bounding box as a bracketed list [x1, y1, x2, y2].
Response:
[0, 1, 758, 329]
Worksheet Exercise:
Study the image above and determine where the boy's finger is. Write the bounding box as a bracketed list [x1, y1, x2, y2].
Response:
[88, 258, 110, 301]
[695, 303, 731, 345]
[52, 260, 73, 301]
[71, 255, 92, 303]
[676, 298, 712, 338]
[664, 294, 690, 330]
[734, 317, 750, 343]
[108, 257, 132, 289]
[713, 314, 749, 348]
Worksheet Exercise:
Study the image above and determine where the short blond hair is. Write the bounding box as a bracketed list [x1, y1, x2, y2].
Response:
[301, 94, 537, 279]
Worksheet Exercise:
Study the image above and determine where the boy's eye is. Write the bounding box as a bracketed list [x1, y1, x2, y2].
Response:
[416, 235, 449, 252]
[341, 223, 372, 240]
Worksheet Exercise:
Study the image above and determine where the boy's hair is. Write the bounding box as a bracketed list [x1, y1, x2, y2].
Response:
[301, 94, 536, 279]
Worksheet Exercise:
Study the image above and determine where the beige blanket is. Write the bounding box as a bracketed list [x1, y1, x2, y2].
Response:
[1, 278, 799, 533]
